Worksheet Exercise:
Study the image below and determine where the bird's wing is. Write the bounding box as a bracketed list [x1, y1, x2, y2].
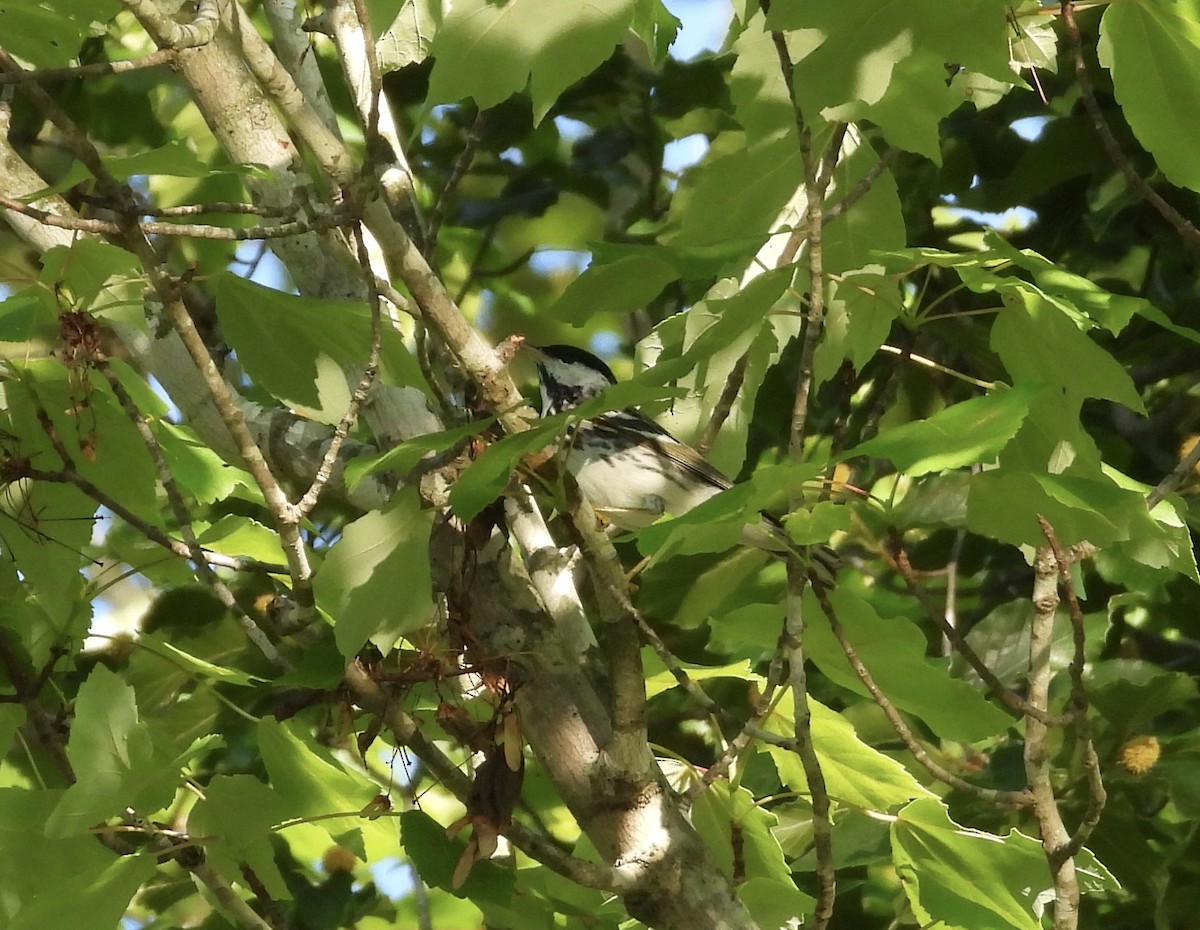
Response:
[649, 431, 734, 490]
[607, 406, 734, 490]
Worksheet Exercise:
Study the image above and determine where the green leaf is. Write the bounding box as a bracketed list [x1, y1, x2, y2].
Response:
[0, 0, 122, 67]
[691, 781, 794, 885]
[399, 809, 515, 903]
[215, 274, 428, 424]
[197, 514, 288, 567]
[46, 665, 175, 837]
[991, 286, 1146, 414]
[847, 383, 1041, 476]
[13, 360, 161, 527]
[135, 634, 263, 686]
[427, 0, 638, 121]
[804, 589, 1013, 742]
[156, 420, 254, 504]
[1087, 660, 1199, 734]
[728, 13, 802, 143]
[192, 775, 296, 901]
[0, 288, 57, 342]
[1074, 843, 1122, 898]
[768, 0, 1017, 120]
[959, 600, 1104, 692]
[447, 420, 563, 522]
[983, 233, 1145, 336]
[784, 500, 851, 545]
[634, 461, 822, 563]
[0, 705, 24, 763]
[642, 648, 754, 699]
[10, 849, 155, 930]
[1099, 0, 1200, 192]
[630, 0, 681, 63]
[892, 799, 1048, 930]
[314, 486, 435, 656]
[345, 418, 492, 490]
[258, 717, 397, 860]
[967, 469, 1148, 548]
[0, 476, 94, 636]
[737, 878, 816, 930]
[671, 131, 803, 249]
[102, 141, 212, 178]
[823, 147, 907, 274]
[826, 50, 959, 161]
[376, 0, 444, 68]
[765, 696, 933, 811]
[649, 270, 790, 478]
[0, 790, 147, 930]
[549, 254, 680, 322]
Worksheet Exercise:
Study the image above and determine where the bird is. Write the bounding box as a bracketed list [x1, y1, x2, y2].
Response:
[530, 344, 837, 590]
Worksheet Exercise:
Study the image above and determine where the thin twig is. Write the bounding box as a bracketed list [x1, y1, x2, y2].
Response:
[823, 148, 899, 224]
[1146, 437, 1200, 509]
[887, 529, 1076, 727]
[142, 202, 294, 217]
[94, 360, 289, 669]
[342, 661, 627, 892]
[372, 276, 419, 318]
[292, 224, 383, 518]
[696, 352, 748, 456]
[815, 588, 1032, 807]
[1061, 1, 1200, 262]
[764, 6, 838, 920]
[153, 277, 316, 612]
[4, 454, 283, 575]
[0, 49, 176, 84]
[0, 195, 351, 240]
[1025, 533, 1080, 930]
[1036, 518, 1105, 860]
[425, 111, 485, 259]
[191, 860, 278, 930]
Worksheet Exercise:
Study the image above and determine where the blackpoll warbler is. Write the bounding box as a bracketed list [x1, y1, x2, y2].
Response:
[532, 344, 837, 590]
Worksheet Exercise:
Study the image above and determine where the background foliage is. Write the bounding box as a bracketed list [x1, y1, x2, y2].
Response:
[0, 1, 1199, 929]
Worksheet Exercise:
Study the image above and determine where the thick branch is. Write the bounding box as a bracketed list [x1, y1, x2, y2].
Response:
[1025, 539, 1080, 930]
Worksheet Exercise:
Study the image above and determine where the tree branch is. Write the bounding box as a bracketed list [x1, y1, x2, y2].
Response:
[815, 588, 1032, 807]
[1036, 519, 1106, 862]
[1025, 537, 1080, 929]
[1146, 435, 1200, 509]
[0, 194, 352, 240]
[93, 359, 289, 669]
[765, 7, 838, 921]
[0, 49, 176, 83]
[291, 224, 383, 519]
[887, 528, 1077, 727]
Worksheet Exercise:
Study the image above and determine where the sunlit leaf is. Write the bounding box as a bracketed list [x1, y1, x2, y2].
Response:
[765, 695, 933, 811]
[314, 486, 435, 656]
[46, 666, 175, 837]
[847, 383, 1042, 476]
[1100, 0, 1200, 192]
[892, 798, 1047, 930]
[427, 0, 638, 121]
